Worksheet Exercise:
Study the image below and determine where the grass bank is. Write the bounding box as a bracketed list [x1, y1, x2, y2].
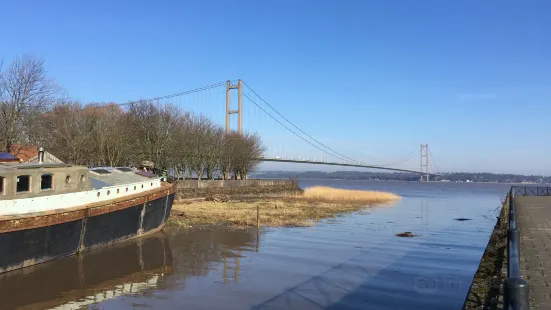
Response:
[462, 196, 508, 310]
[168, 186, 400, 228]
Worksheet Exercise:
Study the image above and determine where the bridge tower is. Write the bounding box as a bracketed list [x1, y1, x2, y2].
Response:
[226, 80, 243, 134]
[420, 144, 429, 181]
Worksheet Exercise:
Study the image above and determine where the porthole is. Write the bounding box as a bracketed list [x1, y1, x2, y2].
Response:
[141, 184, 144, 189]
[133, 186, 136, 190]
[65, 175, 71, 184]
[107, 190, 110, 196]
[97, 192, 100, 197]
[125, 188, 128, 192]
[117, 189, 120, 194]
[150, 182, 153, 186]
[80, 175, 86, 183]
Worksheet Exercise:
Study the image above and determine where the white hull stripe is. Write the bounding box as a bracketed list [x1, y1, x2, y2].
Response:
[0, 179, 162, 216]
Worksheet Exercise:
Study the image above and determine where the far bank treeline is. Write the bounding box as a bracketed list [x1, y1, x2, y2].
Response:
[255, 171, 551, 183]
[0, 54, 264, 180]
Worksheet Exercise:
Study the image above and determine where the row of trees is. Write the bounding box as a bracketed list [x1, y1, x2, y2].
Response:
[0, 54, 264, 180]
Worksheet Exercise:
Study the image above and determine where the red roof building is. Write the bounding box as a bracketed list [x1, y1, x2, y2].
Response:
[9, 145, 39, 162]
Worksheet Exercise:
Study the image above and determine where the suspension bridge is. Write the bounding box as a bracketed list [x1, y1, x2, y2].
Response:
[126, 79, 440, 180]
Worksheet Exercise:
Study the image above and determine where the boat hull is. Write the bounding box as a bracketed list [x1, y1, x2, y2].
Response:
[0, 184, 176, 274]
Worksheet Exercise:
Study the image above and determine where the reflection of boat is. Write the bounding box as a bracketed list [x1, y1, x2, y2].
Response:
[0, 157, 176, 273]
[0, 232, 173, 310]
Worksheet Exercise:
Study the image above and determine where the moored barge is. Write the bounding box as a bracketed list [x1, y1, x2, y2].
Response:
[0, 158, 175, 274]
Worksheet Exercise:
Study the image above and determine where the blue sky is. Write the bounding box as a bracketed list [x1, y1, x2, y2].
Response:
[2, 1, 551, 174]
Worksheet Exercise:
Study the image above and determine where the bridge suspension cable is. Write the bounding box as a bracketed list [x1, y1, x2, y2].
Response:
[379, 151, 415, 168]
[120, 81, 231, 106]
[241, 92, 363, 165]
[242, 81, 367, 166]
[429, 149, 440, 173]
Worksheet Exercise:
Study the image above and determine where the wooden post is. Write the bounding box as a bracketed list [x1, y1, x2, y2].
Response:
[256, 228, 259, 252]
[256, 206, 260, 228]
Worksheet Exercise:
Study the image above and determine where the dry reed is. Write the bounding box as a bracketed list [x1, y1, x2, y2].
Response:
[299, 186, 401, 203]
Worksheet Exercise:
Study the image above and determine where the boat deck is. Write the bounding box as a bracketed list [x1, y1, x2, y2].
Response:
[89, 167, 157, 189]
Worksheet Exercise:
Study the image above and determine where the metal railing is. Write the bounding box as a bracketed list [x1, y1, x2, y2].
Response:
[511, 185, 551, 197]
[504, 186, 533, 310]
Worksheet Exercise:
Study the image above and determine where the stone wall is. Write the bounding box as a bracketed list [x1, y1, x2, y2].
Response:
[175, 179, 301, 199]
[177, 179, 294, 189]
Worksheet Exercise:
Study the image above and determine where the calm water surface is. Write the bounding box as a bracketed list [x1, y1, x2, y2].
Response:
[0, 180, 512, 310]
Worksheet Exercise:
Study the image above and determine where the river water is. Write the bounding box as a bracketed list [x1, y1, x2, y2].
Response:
[0, 180, 511, 310]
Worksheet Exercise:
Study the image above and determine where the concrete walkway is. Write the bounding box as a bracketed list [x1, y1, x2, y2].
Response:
[515, 196, 551, 309]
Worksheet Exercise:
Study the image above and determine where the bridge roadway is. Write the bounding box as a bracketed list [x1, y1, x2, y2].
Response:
[257, 158, 437, 176]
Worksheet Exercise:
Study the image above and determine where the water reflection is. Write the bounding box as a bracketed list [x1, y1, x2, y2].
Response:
[0, 226, 259, 310]
[0, 233, 173, 310]
[167, 226, 258, 284]
[419, 199, 429, 231]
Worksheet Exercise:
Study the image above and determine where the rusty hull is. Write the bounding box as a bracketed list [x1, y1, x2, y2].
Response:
[0, 183, 175, 233]
[0, 183, 176, 274]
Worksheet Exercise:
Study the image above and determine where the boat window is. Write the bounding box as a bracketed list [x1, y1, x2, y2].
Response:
[80, 175, 86, 183]
[65, 175, 71, 184]
[16, 175, 31, 193]
[41, 174, 53, 190]
[0, 176, 4, 194]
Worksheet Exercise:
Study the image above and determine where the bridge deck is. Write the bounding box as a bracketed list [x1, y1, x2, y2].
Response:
[515, 196, 551, 309]
[258, 158, 438, 176]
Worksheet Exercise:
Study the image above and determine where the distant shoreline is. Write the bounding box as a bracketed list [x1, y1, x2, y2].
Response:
[250, 176, 545, 185]
[251, 171, 551, 184]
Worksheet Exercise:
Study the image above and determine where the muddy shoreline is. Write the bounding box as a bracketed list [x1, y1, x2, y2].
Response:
[462, 196, 509, 309]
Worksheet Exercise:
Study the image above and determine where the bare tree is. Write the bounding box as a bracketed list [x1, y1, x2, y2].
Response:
[231, 133, 265, 179]
[44, 102, 98, 165]
[0, 54, 62, 154]
[219, 132, 240, 180]
[204, 126, 224, 179]
[90, 103, 130, 166]
[123, 100, 158, 164]
[155, 103, 183, 171]
[188, 115, 216, 181]
[40, 100, 264, 178]
[169, 112, 193, 179]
